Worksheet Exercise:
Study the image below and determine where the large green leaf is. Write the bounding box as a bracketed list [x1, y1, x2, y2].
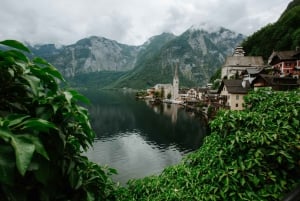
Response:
[32, 57, 51, 66]
[86, 191, 95, 201]
[33, 57, 65, 81]
[69, 170, 81, 189]
[0, 40, 30, 53]
[68, 90, 90, 104]
[21, 74, 40, 96]
[0, 128, 12, 142]
[21, 118, 57, 132]
[63, 91, 73, 105]
[11, 135, 35, 176]
[42, 66, 65, 81]
[24, 135, 49, 160]
[5, 50, 29, 63]
[7, 114, 30, 128]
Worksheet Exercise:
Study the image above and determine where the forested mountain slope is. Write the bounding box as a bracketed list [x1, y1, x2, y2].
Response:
[242, 0, 300, 60]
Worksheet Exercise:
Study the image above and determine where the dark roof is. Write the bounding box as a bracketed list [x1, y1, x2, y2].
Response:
[197, 87, 208, 92]
[224, 56, 264, 67]
[179, 89, 188, 94]
[268, 50, 300, 65]
[254, 74, 273, 85]
[219, 79, 250, 94]
[252, 74, 299, 90]
[254, 74, 299, 85]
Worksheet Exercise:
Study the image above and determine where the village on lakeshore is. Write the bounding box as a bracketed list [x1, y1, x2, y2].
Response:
[138, 46, 300, 114]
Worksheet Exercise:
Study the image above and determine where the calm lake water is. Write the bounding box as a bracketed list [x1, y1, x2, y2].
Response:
[83, 90, 208, 185]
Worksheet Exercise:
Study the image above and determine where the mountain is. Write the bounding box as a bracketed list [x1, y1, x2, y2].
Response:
[30, 26, 245, 89]
[112, 26, 244, 88]
[31, 36, 140, 77]
[242, 0, 300, 60]
[136, 32, 177, 66]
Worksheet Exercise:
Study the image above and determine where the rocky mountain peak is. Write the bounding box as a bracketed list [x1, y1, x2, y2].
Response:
[30, 24, 245, 89]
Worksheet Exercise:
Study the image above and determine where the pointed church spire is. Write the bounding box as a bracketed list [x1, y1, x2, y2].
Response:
[173, 62, 179, 100]
[174, 62, 178, 79]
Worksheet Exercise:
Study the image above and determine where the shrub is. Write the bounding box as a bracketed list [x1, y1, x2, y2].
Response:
[0, 40, 116, 201]
[117, 88, 300, 200]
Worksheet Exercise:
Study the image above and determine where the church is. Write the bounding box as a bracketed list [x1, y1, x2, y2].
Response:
[152, 65, 179, 100]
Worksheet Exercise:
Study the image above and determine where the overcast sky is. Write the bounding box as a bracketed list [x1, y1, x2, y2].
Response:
[0, 0, 290, 46]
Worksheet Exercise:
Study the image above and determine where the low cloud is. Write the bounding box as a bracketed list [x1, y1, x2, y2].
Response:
[0, 0, 289, 45]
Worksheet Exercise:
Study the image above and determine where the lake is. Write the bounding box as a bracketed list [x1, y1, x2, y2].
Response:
[83, 90, 208, 185]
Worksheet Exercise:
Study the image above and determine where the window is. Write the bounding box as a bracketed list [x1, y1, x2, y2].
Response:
[236, 95, 239, 100]
[236, 103, 239, 107]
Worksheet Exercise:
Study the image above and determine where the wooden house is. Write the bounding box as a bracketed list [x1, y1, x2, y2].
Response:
[268, 49, 300, 78]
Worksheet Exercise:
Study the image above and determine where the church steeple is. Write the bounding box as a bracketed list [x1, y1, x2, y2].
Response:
[233, 46, 245, 56]
[173, 63, 179, 100]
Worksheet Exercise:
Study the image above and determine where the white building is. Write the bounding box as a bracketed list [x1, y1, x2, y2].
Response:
[172, 64, 179, 100]
[221, 46, 265, 79]
[153, 84, 173, 99]
[150, 64, 180, 100]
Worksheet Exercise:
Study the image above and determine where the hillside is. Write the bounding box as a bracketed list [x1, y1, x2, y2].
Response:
[30, 26, 244, 89]
[242, 0, 300, 60]
[111, 26, 244, 89]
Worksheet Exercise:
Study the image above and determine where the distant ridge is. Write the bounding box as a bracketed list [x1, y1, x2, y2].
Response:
[30, 25, 245, 89]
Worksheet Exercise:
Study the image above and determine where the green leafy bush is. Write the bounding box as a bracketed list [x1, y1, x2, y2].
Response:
[0, 40, 116, 201]
[117, 88, 300, 200]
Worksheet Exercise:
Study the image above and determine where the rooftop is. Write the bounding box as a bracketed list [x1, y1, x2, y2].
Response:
[224, 56, 264, 67]
[268, 50, 300, 65]
[219, 79, 250, 94]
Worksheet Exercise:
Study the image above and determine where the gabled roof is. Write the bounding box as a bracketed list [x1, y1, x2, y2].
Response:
[224, 56, 264, 67]
[219, 79, 250, 94]
[268, 50, 300, 65]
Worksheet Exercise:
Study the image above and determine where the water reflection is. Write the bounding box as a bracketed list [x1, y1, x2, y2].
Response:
[146, 101, 180, 123]
[82, 90, 208, 184]
[85, 131, 183, 184]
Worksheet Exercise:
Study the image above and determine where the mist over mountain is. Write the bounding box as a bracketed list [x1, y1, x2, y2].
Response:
[30, 25, 245, 89]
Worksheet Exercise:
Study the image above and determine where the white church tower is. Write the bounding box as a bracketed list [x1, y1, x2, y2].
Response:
[173, 63, 179, 100]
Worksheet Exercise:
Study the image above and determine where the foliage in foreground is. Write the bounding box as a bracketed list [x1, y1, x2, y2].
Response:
[0, 40, 117, 201]
[117, 88, 300, 200]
